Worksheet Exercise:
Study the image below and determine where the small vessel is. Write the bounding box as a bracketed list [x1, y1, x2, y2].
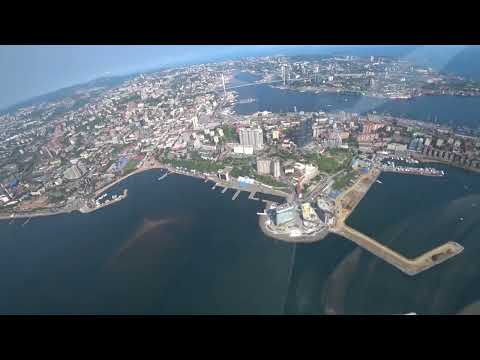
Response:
[460, 217, 464, 221]
[376, 180, 383, 184]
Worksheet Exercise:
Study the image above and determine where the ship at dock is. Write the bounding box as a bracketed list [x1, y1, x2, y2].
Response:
[237, 97, 256, 104]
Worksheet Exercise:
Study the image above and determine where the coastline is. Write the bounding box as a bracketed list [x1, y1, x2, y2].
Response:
[269, 84, 480, 100]
[0, 164, 164, 221]
[0, 153, 476, 224]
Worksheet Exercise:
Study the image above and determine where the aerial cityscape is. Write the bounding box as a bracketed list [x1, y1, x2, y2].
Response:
[2, 46, 480, 315]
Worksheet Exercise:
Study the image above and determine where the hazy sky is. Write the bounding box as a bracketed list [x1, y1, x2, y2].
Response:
[0, 45, 303, 110]
[0, 45, 475, 111]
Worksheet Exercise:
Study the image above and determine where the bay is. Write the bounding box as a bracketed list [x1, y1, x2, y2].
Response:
[234, 83, 480, 130]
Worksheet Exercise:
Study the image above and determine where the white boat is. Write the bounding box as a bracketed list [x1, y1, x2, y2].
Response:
[376, 180, 383, 184]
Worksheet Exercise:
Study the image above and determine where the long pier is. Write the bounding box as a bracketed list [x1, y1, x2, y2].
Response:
[331, 168, 463, 276]
[331, 225, 463, 276]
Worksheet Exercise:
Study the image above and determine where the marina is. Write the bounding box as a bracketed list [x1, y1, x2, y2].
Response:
[381, 163, 445, 177]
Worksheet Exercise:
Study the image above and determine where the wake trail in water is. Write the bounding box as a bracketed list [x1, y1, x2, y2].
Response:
[282, 243, 297, 314]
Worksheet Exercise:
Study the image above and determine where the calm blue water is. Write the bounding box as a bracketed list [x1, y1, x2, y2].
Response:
[2, 165, 480, 314]
[234, 84, 480, 130]
[0, 171, 293, 314]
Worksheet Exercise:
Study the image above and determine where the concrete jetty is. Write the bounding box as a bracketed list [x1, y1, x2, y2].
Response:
[331, 168, 464, 276]
[331, 225, 463, 276]
[232, 190, 241, 200]
[248, 191, 259, 200]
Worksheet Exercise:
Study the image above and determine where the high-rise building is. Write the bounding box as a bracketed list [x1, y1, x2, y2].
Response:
[271, 159, 281, 178]
[192, 116, 199, 130]
[239, 128, 264, 150]
[256, 158, 271, 175]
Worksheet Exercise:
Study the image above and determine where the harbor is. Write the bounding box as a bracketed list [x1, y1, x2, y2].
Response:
[380, 162, 445, 177]
[257, 164, 462, 276]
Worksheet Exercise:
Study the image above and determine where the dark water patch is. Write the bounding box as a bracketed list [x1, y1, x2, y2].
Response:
[284, 234, 356, 315]
[320, 247, 363, 315]
[255, 193, 286, 204]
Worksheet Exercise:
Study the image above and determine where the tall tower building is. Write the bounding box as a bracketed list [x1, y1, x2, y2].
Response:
[191, 116, 199, 130]
[271, 159, 281, 178]
[257, 158, 271, 175]
[221, 74, 227, 98]
[239, 128, 264, 150]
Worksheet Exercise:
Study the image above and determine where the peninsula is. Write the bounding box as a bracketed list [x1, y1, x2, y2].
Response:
[1, 55, 475, 275]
